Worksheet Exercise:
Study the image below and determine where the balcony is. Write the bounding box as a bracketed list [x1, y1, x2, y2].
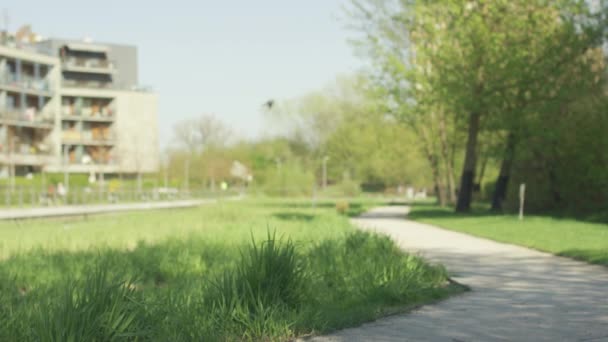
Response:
[62, 78, 116, 90]
[0, 73, 53, 96]
[60, 147, 118, 173]
[0, 109, 55, 129]
[0, 143, 54, 166]
[58, 162, 119, 173]
[62, 57, 116, 75]
[71, 158, 116, 166]
[62, 106, 115, 122]
[62, 130, 116, 145]
[61, 79, 154, 92]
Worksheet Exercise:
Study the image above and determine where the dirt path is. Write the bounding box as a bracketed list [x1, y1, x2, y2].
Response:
[311, 206, 608, 342]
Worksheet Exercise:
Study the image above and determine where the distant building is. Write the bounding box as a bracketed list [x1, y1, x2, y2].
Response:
[0, 32, 159, 178]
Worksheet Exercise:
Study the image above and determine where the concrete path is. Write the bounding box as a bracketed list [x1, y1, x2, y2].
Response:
[312, 206, 608, 342]
[0, 199, 215, 220]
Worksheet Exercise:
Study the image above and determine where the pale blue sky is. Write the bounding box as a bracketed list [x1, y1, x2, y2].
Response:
[7, 1, 362, 146]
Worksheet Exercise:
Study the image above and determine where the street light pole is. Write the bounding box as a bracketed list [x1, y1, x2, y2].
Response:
[322, 156, 329, 190]
[184, 158, 190, 193]
[63, 146, 69, 188]
[8, 136, 14, 192]
[164, 163, 169, 189]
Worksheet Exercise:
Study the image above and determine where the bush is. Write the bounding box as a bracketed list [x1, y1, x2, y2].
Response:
[255, 164, 315, 197]
[336, 201, 350, 215]
[337, 179, 361, 197]
[482, 180, 496, 202]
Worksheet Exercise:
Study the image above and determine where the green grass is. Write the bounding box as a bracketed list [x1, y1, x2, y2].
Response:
[0, 198, 458, 341]
[408, 203, 608, 266]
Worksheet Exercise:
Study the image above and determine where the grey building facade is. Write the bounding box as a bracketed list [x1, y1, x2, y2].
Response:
[0, 37, 159, 178]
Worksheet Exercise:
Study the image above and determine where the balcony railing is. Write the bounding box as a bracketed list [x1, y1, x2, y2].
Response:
[65, 154, 117, 166]
[69, 159, 116, 166]
[0, 153, 55, 166]
[62, 79, 115, 90]
[62, 130, 116, 144]
[0, 142, 53, 156]
[0, 73, 53, 93]
[61, 79, 153, 92]
[0, 141, 54, 165]
[62, 57, 116, 73]
[0, 109, 55, 127]
[62, 106, 115, 121]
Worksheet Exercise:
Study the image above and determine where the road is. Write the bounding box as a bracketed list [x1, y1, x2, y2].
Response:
[0, 199, 215, 220]
[311, 206, 608, 342]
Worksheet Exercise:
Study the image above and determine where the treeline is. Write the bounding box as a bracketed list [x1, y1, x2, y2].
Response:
[166, 76, 431, 196]
[347, 0, 608, 216]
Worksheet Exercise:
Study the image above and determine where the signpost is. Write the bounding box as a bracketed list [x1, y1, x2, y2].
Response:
[519, 183, 526, 221]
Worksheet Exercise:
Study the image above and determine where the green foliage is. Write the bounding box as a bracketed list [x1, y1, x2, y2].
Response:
[253, 162, 315, 197]
[349, 0, 607, 213]
[337, 179, 362, 198]
[167, 74, 433, 197]
[323, 109, 430, 188]
[335, 200, 350, 215]
[504, 95, 608, 215]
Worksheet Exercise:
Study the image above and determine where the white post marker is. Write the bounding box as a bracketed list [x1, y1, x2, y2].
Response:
[519, 183, 526, 221]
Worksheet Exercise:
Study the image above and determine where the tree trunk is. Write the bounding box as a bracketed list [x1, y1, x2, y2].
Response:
[491, 133, 516, 211]
[419, 124, 447, 207]
[456, 111, 481, 212]
[476, 140, 489, 191]
[429, 154, 447, 206]
[477, 154, 488, 187]
[438, 111, 457, 204]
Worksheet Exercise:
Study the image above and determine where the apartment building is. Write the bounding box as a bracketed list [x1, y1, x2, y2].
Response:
[0, 36, 159, 178]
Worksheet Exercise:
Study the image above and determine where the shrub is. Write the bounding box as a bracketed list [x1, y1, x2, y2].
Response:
[338, 179, 361, 197]
[336, 201, 350, 215]
[256, 165, 315, 197]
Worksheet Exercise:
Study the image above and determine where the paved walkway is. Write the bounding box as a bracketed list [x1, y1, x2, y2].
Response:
[0, 199, 215, 220]
[312, 206, 608, 342]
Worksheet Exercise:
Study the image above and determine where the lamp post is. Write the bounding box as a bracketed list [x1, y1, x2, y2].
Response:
[63, 146, 69, 189]
[164, 160, 169, 189]
[322, 156, 329, 191]
[184, 158, 190, 194]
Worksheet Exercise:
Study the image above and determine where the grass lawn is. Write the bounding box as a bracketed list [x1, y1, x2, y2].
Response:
[408, 203, 608, 266]
[0, 198, 458, 341]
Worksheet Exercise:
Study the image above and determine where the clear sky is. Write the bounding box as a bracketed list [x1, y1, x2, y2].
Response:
[6, 1, 362, 147]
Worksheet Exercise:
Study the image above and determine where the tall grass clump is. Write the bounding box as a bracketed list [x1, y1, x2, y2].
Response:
[31, 264, 148, 341]
[204, 232, 308, 340]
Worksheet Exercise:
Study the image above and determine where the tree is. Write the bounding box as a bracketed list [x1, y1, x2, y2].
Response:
[269, 75, 431, 191]
[172, 114, 233, 153]
[348, 0, 606, 211]
[171, 114, 234, 189]
[346, 0, 463, 205]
